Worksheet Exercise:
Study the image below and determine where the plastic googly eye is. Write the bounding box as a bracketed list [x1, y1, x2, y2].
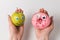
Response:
[36, 14, 40, 19]
[16, 17, 19, 20]
[42, 16, 46, 19]
[22, 16, 25, 20]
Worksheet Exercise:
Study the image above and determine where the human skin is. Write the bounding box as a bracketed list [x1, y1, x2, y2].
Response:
[8, 15, 24, 40]
[8, 8, 54, 40]
[8, 8, 24, 40]
[35, 9, 54, 40]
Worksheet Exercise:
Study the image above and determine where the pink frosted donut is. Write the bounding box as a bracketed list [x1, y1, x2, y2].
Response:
[32, 9, 51, 29]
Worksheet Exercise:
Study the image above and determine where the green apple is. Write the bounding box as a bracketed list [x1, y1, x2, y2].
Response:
[11, 11, 25, 26]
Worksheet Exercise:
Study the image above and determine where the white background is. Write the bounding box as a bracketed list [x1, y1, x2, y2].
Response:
[0, 0, 60, 40]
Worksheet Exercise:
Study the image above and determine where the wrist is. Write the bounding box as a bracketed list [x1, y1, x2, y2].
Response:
[10, 34, 17, 40]
[37, 35, 49, 40]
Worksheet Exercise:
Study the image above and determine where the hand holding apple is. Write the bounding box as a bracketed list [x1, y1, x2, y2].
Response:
[11, 8, 25, 26]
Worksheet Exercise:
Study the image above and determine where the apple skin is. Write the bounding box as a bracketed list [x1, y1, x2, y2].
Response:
[11, 12, 25, 26]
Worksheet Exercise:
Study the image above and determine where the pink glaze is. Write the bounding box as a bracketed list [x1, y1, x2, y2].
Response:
[32, 9, 51, 29]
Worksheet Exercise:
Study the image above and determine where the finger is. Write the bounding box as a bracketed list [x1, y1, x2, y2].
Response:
[16, 8, 23, 13]
[40, 8, 44, 13]
[19, 25, 24, 32]
[49, 16, 54, 26]
[8, 15, 17, 33]
[19, 8, 23, 13]
[17, 25, 24, 40]
[19, 25, 24, 35]
[44, 10, 49, 16]
[50, 16, 53, 21]
[49, 16, 54, 29]
[8, 15, 15, 27]
[40, 8, 49, 16]
[44, 16, 54, 32]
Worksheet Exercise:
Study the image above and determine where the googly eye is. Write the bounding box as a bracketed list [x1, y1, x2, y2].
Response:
[22, 16, 25, 20]
[42, 16, 46, 19]
[36, 14, 40, 19]
[16, 17, 19, 20]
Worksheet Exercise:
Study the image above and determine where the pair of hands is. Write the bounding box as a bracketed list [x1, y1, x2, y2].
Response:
[8, 10, 54, 40]
[8, 15, 24, 40]
[35, 16, 54, 40]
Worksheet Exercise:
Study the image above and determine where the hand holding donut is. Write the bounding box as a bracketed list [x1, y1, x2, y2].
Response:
[32, 8, 54, 40]
[32, 8, 51, 29]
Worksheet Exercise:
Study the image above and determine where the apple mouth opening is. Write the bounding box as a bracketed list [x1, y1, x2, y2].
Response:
[37, 18, 42, 24]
